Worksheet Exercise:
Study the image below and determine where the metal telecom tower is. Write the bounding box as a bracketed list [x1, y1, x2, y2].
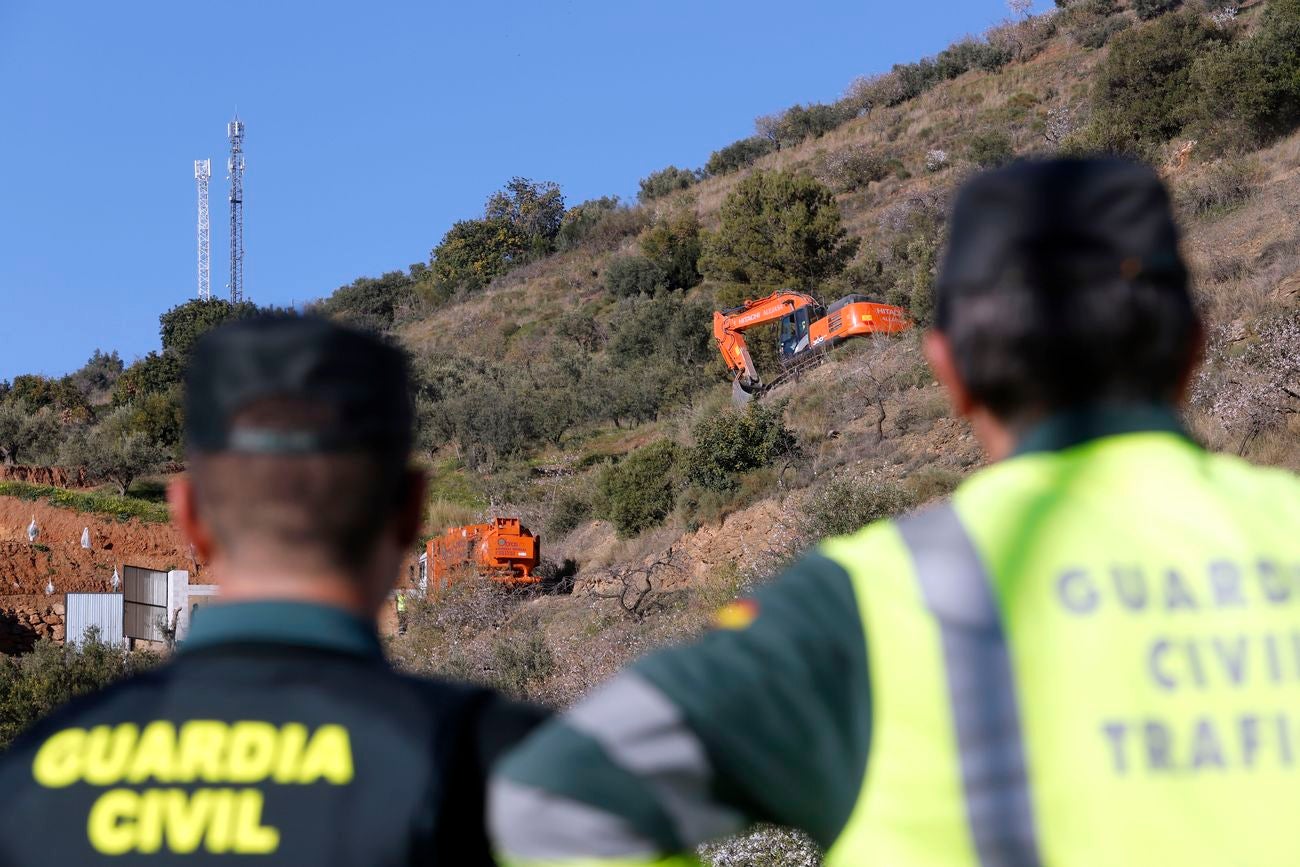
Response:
[194, 159, 211, 300]
[227, 115, 246, 303]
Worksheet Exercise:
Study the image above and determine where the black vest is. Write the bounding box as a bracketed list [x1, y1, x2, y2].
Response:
[0, 642, 547, 865]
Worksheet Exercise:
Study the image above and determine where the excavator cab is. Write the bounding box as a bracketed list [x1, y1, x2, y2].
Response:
[778, 305, 821, 362]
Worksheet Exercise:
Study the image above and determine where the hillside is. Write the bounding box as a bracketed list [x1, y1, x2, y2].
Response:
[3, 1, 1300, 857]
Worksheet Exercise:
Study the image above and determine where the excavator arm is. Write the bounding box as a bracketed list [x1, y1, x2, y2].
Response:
[713, 290, 820, 388]
[714, 290, 912, 403]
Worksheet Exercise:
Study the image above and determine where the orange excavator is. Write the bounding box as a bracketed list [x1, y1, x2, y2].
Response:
[421, 518, 541, 593]
[714, 290, 911, 402]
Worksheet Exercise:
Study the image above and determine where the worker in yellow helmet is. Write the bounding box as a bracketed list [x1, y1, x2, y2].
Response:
[488, 158, 1300, 866]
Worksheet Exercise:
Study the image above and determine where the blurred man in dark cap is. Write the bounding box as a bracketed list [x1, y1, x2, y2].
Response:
[489, 158, 1300, 867]
[0, 315, 546, 865]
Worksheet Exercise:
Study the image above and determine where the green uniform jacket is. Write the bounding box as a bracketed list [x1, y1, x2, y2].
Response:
[489, 408, 1300, 866]
[0, 601, 548, 865]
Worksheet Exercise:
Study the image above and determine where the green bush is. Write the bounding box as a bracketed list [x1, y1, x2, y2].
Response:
[428, 218, 529, 298]
[546, 490, 592, 538]
[1188, 0, 1300, 154]
[684, 402, 799, 493]
[705, 137, 775, 176]
[0, 635, 160, 749]
[483, 177, 566, 256]
[1132, 0, 1181, 20]
[110, 352, 182, 408]
[639, 209, 702, 290]
[159, 298, 261, 359]
[802, 476, 917, 542]
[604, 256, 669, 298]
[316, 270, 416, 332]
[701, 170, 858, 293]
[1078, 15, 1130, 49]
[936, 38, 1012, 78]
[555, 196, 622, 251]
[638, 166, 699, 202]
[597, 440, 679, 537]
[1083, 11, 1224, 158]
[490, 617, 555, 701]
[966, 130, 1015, 168]
[766, 103, 854, 148]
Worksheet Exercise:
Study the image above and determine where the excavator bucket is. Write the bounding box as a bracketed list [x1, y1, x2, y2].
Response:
[732, 377, 758, 406]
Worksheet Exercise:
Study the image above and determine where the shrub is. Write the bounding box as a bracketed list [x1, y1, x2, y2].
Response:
[110, 351, 183, 408]
[555, 196, 622, 251]
[766, 103, 854, 148]
[604, 256, 669, 298]
[317, 270, 416, 332]
[705, 137, 775, 176]
[546, 490, 592, 538]
[159, 298, 260, 359]
[802, 476, 917, 542]
[638, 166, 699, 202]
[640, 209, 703, 290]
[1083, 11, 1224, 158]
[59, 406, 166, 496]
[1133, 0, 1182, 19]
[966, 130, 1015, 167]
[67, 350, 124, 406]
[1174, 158, 1263, 219]
[483, 177, 566, 255]
[0, 635, 160, 749]
[1188, 0, 1300, 153]
[936, 38, 1012, 79]
[429, 218, 529, 297]
[684, 402, 800, 493]
[596, 440, 679, 537]
[490, 617, 555, 701]
[700, 170, 859, 293]
[0, 402, 60, 467]
[1077, 15, 1130, 49]
[822, 147, 890, 192]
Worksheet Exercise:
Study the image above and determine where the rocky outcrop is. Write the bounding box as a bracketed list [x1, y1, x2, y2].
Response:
[0, 596, 65, 654]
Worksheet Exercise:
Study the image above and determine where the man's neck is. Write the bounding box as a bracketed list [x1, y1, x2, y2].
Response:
[209, 561, 378, 621]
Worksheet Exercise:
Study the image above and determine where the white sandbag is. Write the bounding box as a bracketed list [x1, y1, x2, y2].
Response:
[44, 579, 54, 596]
[111, 567, 121, 591]
[81, 527, 91, 549]
[27, 516, 38, 543]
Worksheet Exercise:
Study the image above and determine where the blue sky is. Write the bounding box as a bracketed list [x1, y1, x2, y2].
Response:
[0, 0, 1049, 381]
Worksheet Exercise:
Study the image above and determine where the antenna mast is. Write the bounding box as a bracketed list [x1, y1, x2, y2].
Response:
[194, 159, 211, 300]
[227, 116, 246, 303]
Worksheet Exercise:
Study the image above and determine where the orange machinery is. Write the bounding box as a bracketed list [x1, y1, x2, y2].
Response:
[714, 290, 911, 402]
[426, 518, 540, 590]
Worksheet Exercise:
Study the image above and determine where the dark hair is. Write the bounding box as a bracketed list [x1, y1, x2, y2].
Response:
[941, 277, 1200, 425]
[189, 399, 411, 571]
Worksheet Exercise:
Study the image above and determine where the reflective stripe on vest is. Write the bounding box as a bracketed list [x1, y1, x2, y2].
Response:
[896, 504, 1042, 867]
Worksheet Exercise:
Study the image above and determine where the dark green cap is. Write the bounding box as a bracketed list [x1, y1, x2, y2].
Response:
[935, 157, 1189, 328]
[184, 315, 414, 455]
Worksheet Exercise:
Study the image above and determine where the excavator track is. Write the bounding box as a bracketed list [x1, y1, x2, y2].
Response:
[733, 349, 830, 404]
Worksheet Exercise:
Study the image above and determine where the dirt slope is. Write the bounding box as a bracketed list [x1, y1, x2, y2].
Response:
[0, 496, 201, 594]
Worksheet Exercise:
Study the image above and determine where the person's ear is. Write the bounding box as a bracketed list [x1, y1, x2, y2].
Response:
[393, 468, 427, 550]
[168, 474, 215, 562]
[923, 330, 977, 418]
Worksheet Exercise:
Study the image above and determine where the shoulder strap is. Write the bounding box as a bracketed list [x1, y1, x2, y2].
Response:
[896, 503, 1043, 867]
